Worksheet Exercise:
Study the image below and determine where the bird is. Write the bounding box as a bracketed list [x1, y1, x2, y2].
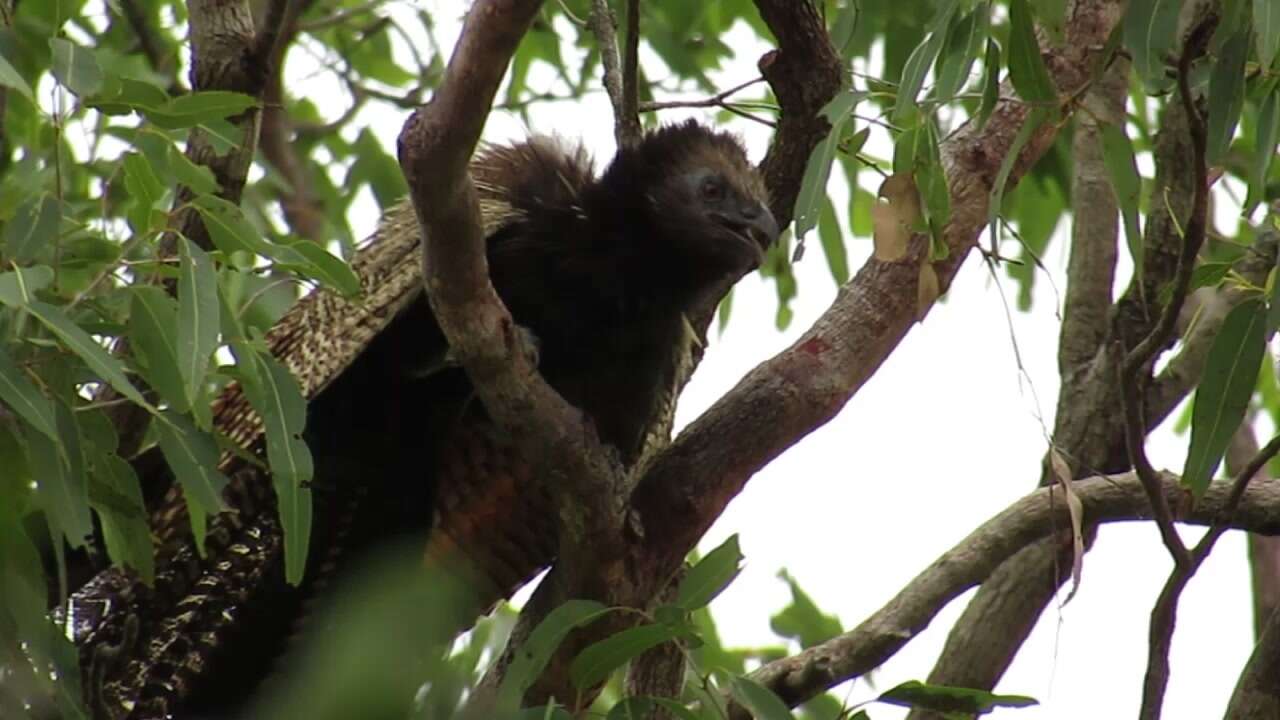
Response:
[73, 119, 778, 718]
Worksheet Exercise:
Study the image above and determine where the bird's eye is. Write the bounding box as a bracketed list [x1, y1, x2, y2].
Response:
[700, 177, 724, 202]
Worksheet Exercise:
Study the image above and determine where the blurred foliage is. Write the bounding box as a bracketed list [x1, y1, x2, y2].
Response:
[0, 0, 1278, 715]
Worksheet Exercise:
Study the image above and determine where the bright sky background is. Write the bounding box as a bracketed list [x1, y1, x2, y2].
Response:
[300, 4, 1258, 718]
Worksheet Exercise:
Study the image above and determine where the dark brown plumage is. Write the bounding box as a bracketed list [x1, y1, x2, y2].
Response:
[79, 120, 776, 718]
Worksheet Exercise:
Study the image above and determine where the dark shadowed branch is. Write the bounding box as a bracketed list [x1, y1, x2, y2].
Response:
[1117, 17, 1215, 573]
[396, 0, 626, 544]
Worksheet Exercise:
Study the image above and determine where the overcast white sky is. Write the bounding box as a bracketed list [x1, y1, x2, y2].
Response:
[309, 4, 1258, 718]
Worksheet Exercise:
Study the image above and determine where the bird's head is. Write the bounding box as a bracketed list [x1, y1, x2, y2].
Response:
[597, 120, 779, 279]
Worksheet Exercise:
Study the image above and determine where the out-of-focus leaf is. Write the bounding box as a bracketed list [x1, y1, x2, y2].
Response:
[49, 38, 103, 97]
[606, 697, 701, 720]
[91, 453, 154, 583]
[978, 37, 1001, 128]
[0, 265, 53, 307]
[728, 676, 795, 720]
[242, 353, 313, 584]
[677, 534, 744, 610]
[26, 300, 151, 409]
[770, 570, 842, 649]
[154, 410, 228, 550]
[1246, 82, 1280, 215]
[1183, 299, 1268, 498]
[27, 399, 91, 548]
[497, 599, 609, 711]
[1207, 28, 1248, 166]
[570, 623, 682, 689]
[123, 152, 166, 232]
[988, 108, 1047, 250]
[4, 195, 61, 263]
[129, 287, 188, 414]
[145, 91, 259, 129]
[879, 680, 1039, 713]
[829, 1, 860, 59]
[0, 346, 58, 442]
[817, 198, 849, 284]
[1100, 122, 1143, 282]
[0, 52, 35, 103]
[1007, 0, 1057, 105]
[169, 144, 220, 194]
[1124, 0, 1182, 92]
[1256, 0, 1280, 70]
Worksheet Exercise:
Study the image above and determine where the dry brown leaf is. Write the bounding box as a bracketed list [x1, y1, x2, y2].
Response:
[1049, 447, 1084, 603]
[916, 262, 939, 321]
[871, 173, 922, 261]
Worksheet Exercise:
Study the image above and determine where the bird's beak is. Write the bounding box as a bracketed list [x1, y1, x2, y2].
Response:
[712, 202, 779, 268]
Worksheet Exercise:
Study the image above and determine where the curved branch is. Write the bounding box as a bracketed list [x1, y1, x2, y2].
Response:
[396, 0, 624, 546]
[743, 470, 1280, 712]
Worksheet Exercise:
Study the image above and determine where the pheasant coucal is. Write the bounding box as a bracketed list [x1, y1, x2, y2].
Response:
[69, 119, 778, 718]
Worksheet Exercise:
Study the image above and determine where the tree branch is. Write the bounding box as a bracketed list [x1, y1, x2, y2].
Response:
[1117, 15, 1215, 570]
[743, 468, 1280, 713]
[590, 0, 642, 147]
[397, 0, 625, 549]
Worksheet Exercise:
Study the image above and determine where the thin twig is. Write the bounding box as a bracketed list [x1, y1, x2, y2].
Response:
[1117, 18, 1215, 573]
[621, 0, 640, 131]
[589, 0, 641, 147]
[1139, 433, 1280, 720]
[637, 77, 765, 112]
[297, 0, 388, 32]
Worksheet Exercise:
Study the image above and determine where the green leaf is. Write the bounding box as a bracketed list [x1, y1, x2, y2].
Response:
[176, 240, 220, 413]
[275, 240, 362, 297]
[192, 193, 265, 256]
[770, 570, 843, 648]
[145, 91, 259, 129]
[169, 144, 220, 195]
[497, 599, 609, 711]
[0, 346, 58, 442]
[987, 108, 1048, 250]
[570, 623, 681, 689]
[154, 410, 228, 550]
[26, 399, 91, 548]
[829, 1, 860, 59]
[878, 680, 1039, 713]
[606, 697, 701, 720]
[892, 0, 961, 122]
[932, 5, 988, 103]
[123, 152, 166, 231]
[26, 300, 151, 409]
[1100, 122, 1143, 283]
[1123, 0, 1182, 92]
[1007, 0, 1057, 105]
[1256, 0, 1280, 70]
[728, 676, 795, 720]
[1183, 299, 1268, 498]
[794, 91, 863, 242]
[978, 37, 1002, 128]
[0, 265, 53, 308]
[0, 51, 35, 103]
[89, 77, 169, 116]
[1207, 28, 1248, 166]
[4, 194, 61, 263]
[49, 38, 103, 97]
[1246, 82, 1280, 215]
[677, 534, 744, 610]
[128, 287, 188, 414]
[817, 197, 849, 284]
[90, 453, 155, 583]
[243, 353, 313, 585]
[1189, 261, 1232, 292]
